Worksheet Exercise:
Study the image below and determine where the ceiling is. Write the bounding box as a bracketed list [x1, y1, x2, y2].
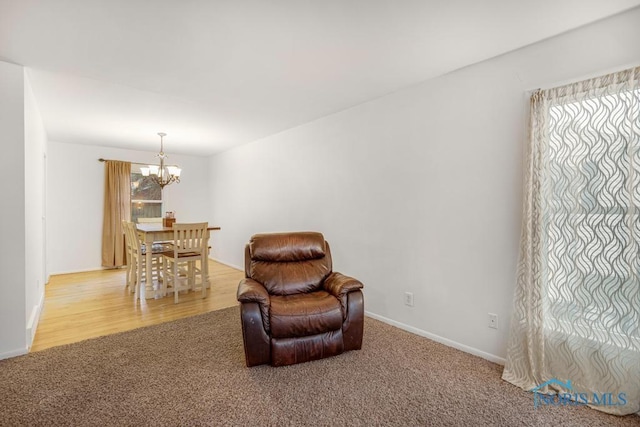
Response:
[1, 0, 639, 156]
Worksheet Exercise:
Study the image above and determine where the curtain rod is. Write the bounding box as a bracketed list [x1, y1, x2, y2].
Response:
[99, 158, 148, 166]
[98, 158, 179, 167]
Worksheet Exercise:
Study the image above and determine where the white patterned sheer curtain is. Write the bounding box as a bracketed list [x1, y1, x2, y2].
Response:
[502, 67, 640, 416]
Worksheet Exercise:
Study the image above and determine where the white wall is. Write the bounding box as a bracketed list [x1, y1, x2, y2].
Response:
[209, 9, 640, 362]
[0, 61, 27, 358]
[24, 70, 47, 345]
[0, 62, 48, 358]
[47, 142, 210, 274]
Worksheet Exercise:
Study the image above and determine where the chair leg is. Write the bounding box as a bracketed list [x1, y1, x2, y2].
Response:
[131, 255, 139, 295]
[125, 261, 131, 291]
[135, 256, 143, 302]
[162, 257, 169, 296]
[201, 257, 208, 299]
[173, 260, 179, 304]
[151, 257, 162, 296]
[128, 258, 134, 294]
[188, 261, 195, 291]
[132, 256, 137, 298]
[160, 258, 167, 297]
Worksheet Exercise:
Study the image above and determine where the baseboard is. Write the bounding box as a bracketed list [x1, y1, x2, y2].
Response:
[50, 266, 121, 276]
[210, 257, 243, 272]
[54, 261, 240, 276]
[26, 290, 45, 350]
[0, 348, 28, 360]
[365, 311, 506, 365]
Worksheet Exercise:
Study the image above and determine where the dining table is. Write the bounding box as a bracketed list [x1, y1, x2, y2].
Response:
[136, 223, 221, 299]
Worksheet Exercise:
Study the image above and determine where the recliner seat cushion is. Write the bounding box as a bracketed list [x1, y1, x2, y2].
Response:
[270, 291, 343, 339]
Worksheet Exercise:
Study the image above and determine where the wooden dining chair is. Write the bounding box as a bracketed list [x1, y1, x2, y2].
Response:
[123, 221, 167, 301]
[162, 222, 209, 303]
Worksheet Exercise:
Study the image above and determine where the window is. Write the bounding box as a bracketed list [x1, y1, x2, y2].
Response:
[131, 165, 162, 223]
[544, 87, 640, 341]
[504, 67, 640, 416]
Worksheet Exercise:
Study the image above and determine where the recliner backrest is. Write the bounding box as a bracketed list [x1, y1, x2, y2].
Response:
[247, 232, 332, 296]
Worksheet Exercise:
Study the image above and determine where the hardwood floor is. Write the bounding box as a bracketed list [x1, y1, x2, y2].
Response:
[31, 260, 243, 352]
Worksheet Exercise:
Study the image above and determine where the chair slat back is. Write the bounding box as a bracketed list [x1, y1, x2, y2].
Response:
[122, 220, 132, 252]
[172, 223, 208, 256]
[123, 221, 143, 253]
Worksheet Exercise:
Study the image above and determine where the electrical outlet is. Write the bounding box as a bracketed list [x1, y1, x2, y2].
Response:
[488, 313, 498, 329]
[404, 292, 414, 307]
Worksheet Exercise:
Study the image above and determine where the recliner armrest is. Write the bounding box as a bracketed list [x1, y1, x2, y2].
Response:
[237, 278, 271, 332]
[323, 272, 363, 319]
[324, 272, 363, 297]
[237, 278, 270, 304]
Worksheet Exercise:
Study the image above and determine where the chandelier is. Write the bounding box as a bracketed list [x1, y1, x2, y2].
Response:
[140, 132, 182, 189]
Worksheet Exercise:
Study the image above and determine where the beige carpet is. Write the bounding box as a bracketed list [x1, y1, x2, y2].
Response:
[1, 307, 638, 426]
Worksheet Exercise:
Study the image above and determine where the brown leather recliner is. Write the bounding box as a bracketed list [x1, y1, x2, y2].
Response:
[237, 232, 364, 367]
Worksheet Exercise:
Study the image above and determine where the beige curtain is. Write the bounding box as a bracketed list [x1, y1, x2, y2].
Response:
[101, 160, 131, 267]
[502, 67, 640, 415]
